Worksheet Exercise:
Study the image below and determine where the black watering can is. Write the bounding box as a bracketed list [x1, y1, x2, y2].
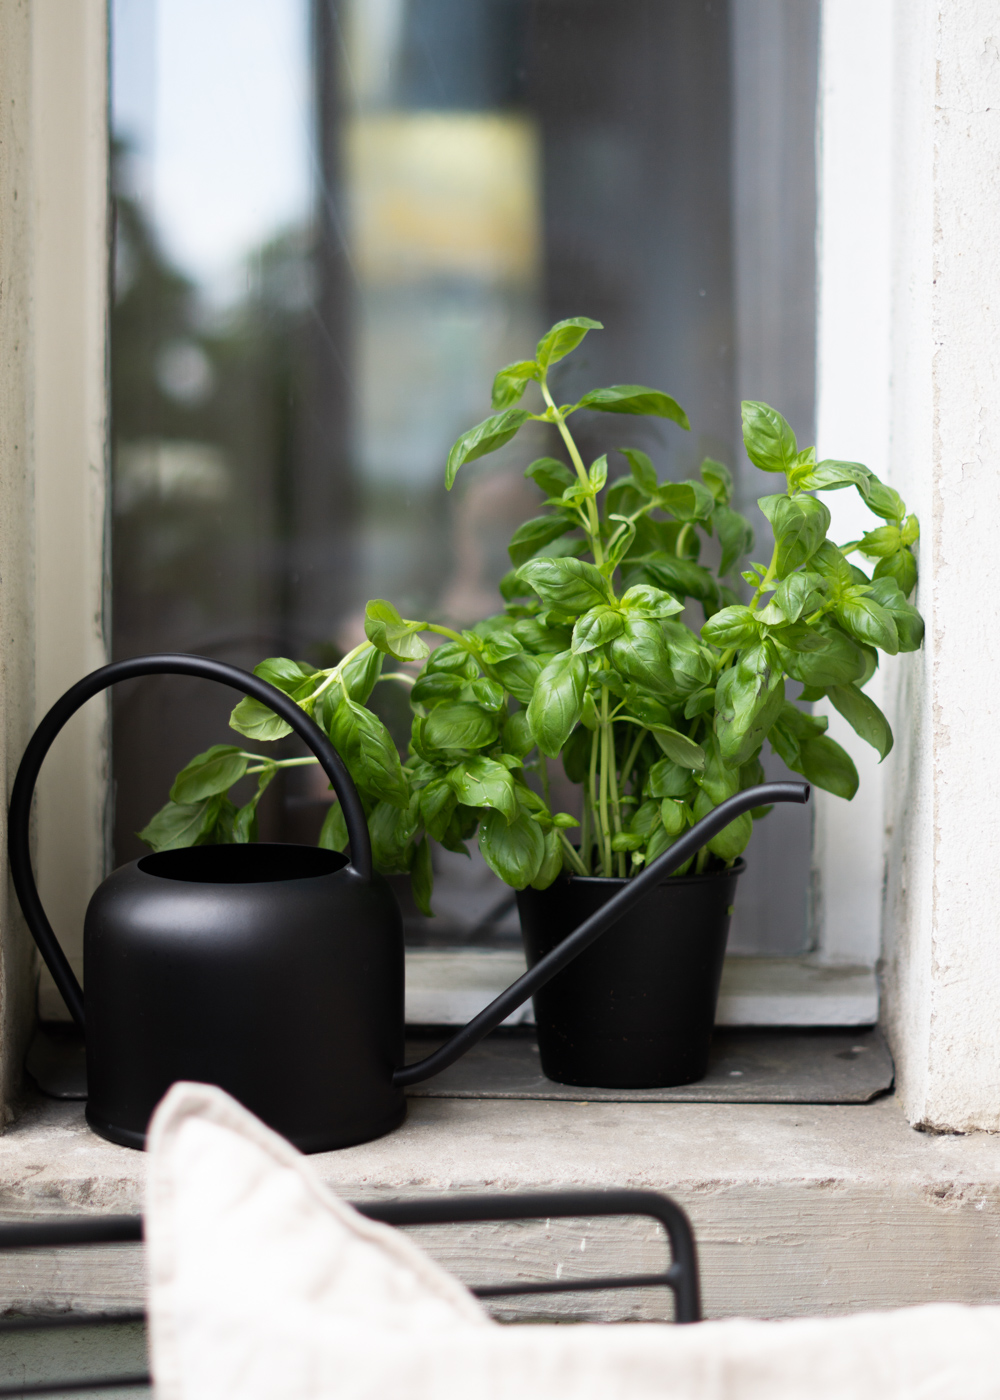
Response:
[9, 655, 810, 1152]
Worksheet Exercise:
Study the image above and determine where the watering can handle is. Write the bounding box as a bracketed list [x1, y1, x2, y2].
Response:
[394, 780, 811, 1087]
[7, 654, 372, 1030]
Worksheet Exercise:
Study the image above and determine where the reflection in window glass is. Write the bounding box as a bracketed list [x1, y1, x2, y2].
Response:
[111, 0, 818, 954]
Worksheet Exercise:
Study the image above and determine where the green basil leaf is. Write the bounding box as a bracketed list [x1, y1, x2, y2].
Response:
[138, 797, 220, 851]
[419, 778, 457, 842]
[572, 605, 625, 654]
[410, 837, 434, 917]
[758, 494, 831, 577]
[535, 316, 603, 370]
[864, 478, 907, 523]
[478, 629, 524, 664]
[793, 734, 859, 800]
[654, 480, 716, 522]
[529, 828, 564, 890]
[701, 799, 752, 860]
[499, 569, 532, 602]
[609, 619, 673, 694]
[501, 710, 535, 759]
[478, 807, 546, 888]
[507, 514, 575, 567]
[714, 643, 785, 765]
[660, 799, 689, 837]
[741, 400, 798, 473]
[701, 604, 758, 647]
[511, 616, 573, 653]
[858, 525, 902, 559]
[491, 359, 539, 410]
[448, 757, 518, 821]
[683, 686, 716, 719]
[445, 408, 532, 489]
[629, 552, 720, 608]
[774, 571, 825, 623]
[252, 657, 318, 695]
[828, 684, 894, 760]
[645, 759, 697, 799]
[329, 698, 410, 807]
[612, 830, 646, 853]
[777, 627, 867, 688]
[516, 556, 613, 610]
[525, 456, 574, 497]
[411, 672, 464, 707]
[527, 650, 588, 756]
[835, 595, 899, 654]
[423, 702, 499, 752]
[229, 697, 293, 742]
[470, 677, 505, 711]
[490, 651, 543, 705]
[170, 744, 248, 804]
[617, 447, 658, 494]
[863, 577, 924, 651]
[711, 504, 755, 577]
[318, 801, 350, 852]
[561, 725, 592, 784]
[339, 646, 383, 704]
[791, 458, 871, 495]
[649, 728, 706, 771]
[588, 454, 608, 492]
[369, 799, 419, 874]
[873, 548, 918, 599]
[662, 620, 716, 692]
[700, 456, 733, 505]
[233, 766, 277, 844]
[576, 385, 690, 427]
[364, 599, 430, 662]
[619, 585, 685, 620]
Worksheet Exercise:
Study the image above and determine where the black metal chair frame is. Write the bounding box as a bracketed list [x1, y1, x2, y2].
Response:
[0, 1188, 700, 1397]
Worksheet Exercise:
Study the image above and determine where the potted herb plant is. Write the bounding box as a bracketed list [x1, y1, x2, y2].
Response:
[142, 317, 923, 1088]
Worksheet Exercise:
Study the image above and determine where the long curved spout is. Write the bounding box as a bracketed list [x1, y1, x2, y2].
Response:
[393, 781, 809, 1087]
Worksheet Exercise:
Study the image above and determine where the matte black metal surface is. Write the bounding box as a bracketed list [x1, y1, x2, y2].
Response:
[405, 1025, 894, 1103]
[517, 863, 743, 1087]
[0, 1187, 700, 1394]
[84, 845, 405, 1152]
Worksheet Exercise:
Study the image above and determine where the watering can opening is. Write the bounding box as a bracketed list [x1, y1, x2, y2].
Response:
[138, 843, 349, 885]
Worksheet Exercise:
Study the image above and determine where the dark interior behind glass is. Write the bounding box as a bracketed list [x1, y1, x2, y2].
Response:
[111, 0, 818, 953]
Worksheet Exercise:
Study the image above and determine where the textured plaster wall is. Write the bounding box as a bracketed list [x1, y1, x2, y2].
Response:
[881, 2, 1000, 1131]
[0, 0, 108, 1112]
[0, 0, 40, 1118]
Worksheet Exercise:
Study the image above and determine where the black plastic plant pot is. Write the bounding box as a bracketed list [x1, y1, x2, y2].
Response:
[516, 860, 745, 1089]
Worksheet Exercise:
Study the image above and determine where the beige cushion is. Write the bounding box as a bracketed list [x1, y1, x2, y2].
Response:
[145, 1083, 1000, 1400]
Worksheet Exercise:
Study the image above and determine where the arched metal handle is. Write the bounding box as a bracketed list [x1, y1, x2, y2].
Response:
[394, 780, 811, 1087]
[8, 654, 372, 1029]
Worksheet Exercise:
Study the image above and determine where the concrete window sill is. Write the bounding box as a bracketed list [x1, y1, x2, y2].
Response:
[2, 1091, 1000, 1321]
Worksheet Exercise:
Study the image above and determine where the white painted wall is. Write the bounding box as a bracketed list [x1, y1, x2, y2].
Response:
[880, 0, 1000, 1132]
[813, 2, 894, 968]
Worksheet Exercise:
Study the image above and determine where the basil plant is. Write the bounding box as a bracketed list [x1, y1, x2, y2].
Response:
[142, 317, 923, 912]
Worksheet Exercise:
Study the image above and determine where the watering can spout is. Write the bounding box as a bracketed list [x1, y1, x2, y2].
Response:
[393, 780, 810, 1088]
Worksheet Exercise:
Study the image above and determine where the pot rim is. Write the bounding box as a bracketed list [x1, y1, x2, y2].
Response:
[527, 857, 747, 893]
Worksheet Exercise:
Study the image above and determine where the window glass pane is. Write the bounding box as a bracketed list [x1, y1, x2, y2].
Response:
[110, 0, 818, 955]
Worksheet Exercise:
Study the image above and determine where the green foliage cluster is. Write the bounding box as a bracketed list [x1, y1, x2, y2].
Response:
[141, 318, 923, 909]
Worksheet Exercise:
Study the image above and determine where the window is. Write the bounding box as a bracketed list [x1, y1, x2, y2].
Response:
[110, 0, 831, 1013]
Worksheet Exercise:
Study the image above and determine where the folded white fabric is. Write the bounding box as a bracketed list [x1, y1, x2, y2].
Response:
[145, 1083, 1000, 1400]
